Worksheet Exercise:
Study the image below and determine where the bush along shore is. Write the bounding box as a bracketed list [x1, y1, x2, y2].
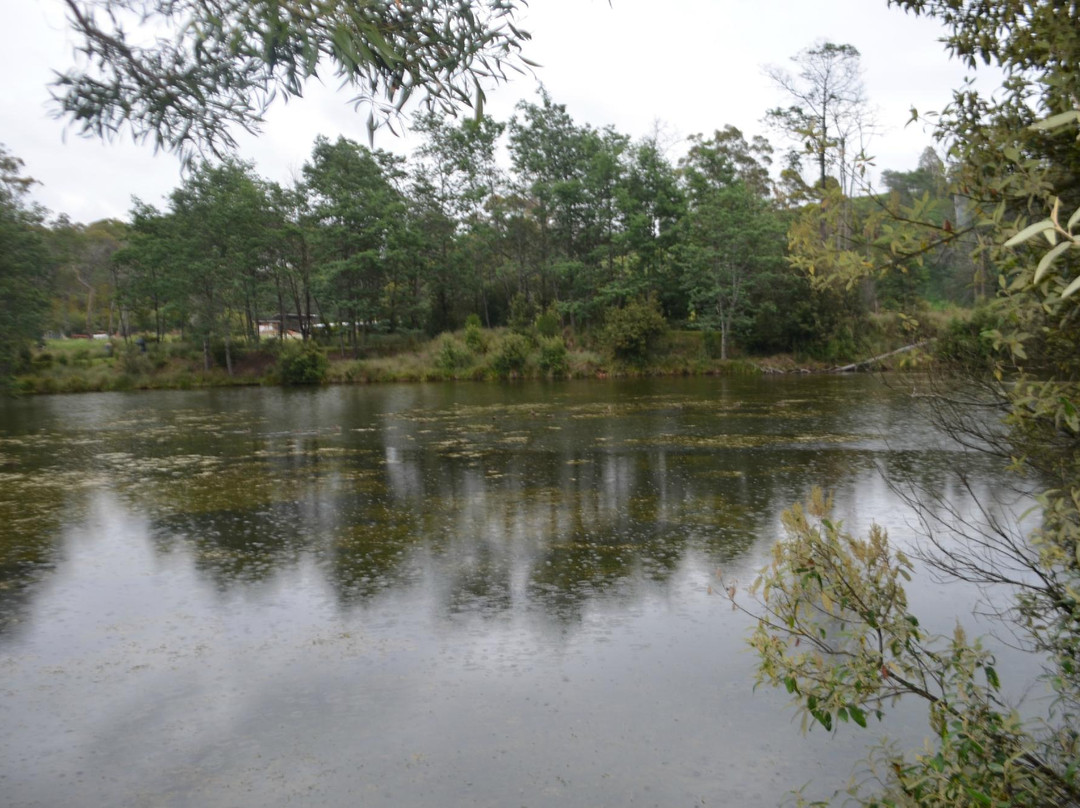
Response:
[13, 307, 979, 395]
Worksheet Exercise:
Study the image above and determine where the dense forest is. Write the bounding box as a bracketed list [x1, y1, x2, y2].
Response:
[3, 61, 987, 385]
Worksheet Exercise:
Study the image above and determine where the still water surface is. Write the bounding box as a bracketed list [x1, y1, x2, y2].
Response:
[0, 376, 1014, 806]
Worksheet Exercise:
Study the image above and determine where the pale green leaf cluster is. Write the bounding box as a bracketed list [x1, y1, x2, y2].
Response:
[1004, 191, 1080, 299]
[755, 3, 1080, 804]
[53, 0, 531, 162]
[744, 490, 1079, 807]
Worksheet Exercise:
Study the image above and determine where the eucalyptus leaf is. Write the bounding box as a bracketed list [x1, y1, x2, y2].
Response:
[1004, 219, 1054, 248]
[1068, 205, 1080, 234]
[1034, 240, 1072, 284]
[1029, 110, 1080, 131]
[1060, 273, 1080, 300]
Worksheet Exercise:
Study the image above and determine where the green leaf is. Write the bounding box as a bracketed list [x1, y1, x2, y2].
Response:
[985, 666, 1000, 690]
[1029, 110, 1080, 131]
[1004, 219, 1054, 247]
[1068, 205, 1080, 233]
[1061, 273, 1080, 300]
[1034, 240, 1072, 284]
[848, 705, 867, 727]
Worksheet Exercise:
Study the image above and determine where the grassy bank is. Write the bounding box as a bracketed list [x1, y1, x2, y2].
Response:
[14, 313, 958, 395]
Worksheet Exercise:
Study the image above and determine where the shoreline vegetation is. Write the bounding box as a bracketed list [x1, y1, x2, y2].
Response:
[14, 308, 970, 395]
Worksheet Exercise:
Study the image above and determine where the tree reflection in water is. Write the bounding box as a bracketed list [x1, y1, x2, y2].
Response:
[0, 377, 1015, 807]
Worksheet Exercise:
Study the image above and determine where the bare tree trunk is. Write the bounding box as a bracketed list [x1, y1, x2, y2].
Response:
[224, 332, 234, 376]
[245, 289, 258, 343]
[276, 275, 287, 341]
[832, 340, 932, 372]
[75, 270, 95, 333]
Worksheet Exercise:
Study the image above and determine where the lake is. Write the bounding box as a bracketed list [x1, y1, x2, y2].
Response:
[0, 376, 1020, 807]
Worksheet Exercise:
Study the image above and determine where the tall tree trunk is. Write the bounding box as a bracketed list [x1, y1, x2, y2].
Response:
[245, 288, 257, 343]
[276, 274, 287, 341]
[224, 327, 234, 376]
[819, 107, 828, 189]
[154, 292, 163, 343]
[75, 269, 95, 333]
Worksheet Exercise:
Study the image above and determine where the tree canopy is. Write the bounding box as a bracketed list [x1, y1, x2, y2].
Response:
[53, 0, 533, 161]
[0, 149, 51, 385]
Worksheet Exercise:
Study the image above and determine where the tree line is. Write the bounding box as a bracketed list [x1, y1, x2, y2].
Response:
[9, 88, 982, 376]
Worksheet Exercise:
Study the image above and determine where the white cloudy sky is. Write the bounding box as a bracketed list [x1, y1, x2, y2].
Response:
[5, 0, 997, 224]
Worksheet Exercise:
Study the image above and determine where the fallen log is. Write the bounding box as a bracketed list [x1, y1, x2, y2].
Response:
[831, 340, 933, 373]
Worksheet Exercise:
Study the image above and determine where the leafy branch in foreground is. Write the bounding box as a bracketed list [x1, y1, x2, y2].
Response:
[734, 489, 1079, 807]
[53, 0, 532, 161]
[743, 3, 1080, 801]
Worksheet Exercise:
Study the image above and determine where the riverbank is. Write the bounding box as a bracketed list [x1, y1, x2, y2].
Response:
[14, 318, 945, 395]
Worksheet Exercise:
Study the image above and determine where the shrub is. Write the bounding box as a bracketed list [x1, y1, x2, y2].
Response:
[702, 331, 723, 359]
[30, 352, 54, 371]
[491, 333, 532, 378]
[534, 305, 561, 339]
[602, 296, 668, 364]
[538, 336, 568, 377]
[210, 338, 248, 369]
[934, 306, 1000, 369]
[435, 335, 473, 375]
[121, 346, 154, 376]
[508, 293, 537, 335]
[277, 341, 329, 385]
[464, 322, 488, 354]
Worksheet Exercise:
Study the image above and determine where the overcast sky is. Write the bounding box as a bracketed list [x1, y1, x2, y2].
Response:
[4, 0, 997, 224]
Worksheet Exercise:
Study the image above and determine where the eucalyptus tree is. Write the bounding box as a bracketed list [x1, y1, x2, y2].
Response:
[53, 0, 532, 162]
[508, 91, 596, 314]
[765, 40, 871, 195]
[405, 172, 459, 333]
[302, 136, 405, 352]
[375, 148, 425, 333]
[686, 125, 775, 199]
[161, 159, 270, 371]
[678, 129, 784, 359]
[615, 134, 686, 315]
[509, 92, 643, 326]
[115, 201, 181, 342]
[878, 148, 970, 305]
[581, 126, 630, 277]
[45, 215, 127, 336]
[765, 43, 886, 335]
[263, 180, 318, 341]
[413, 113, 507, 327]
[0, 147, 50, 385]
[548, 124, 631, 323]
